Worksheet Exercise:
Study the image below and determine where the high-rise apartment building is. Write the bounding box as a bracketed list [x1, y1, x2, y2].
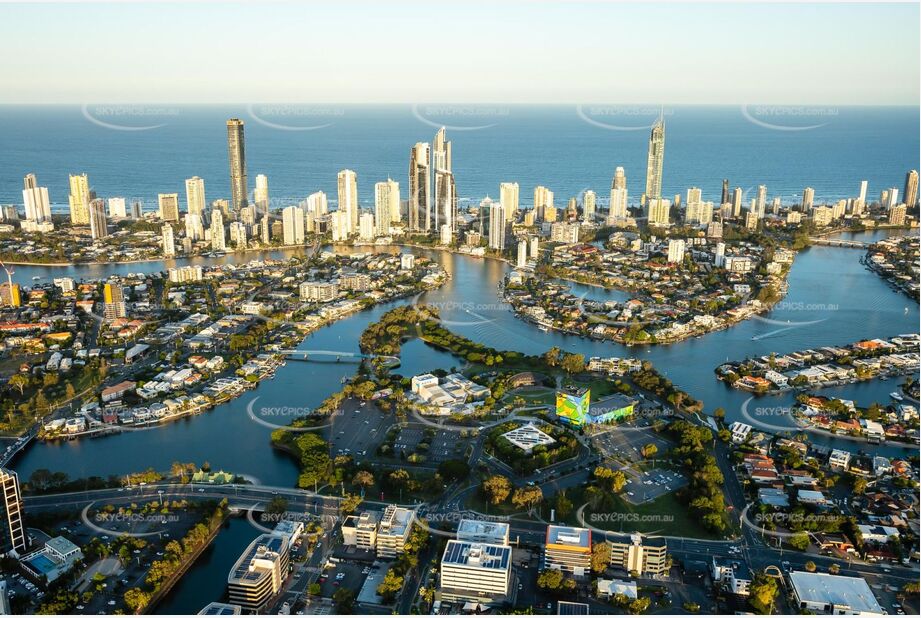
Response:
[22, 173, 52, 223]
[103, 283, 126, 319]
[227, 118, 248, 211]
[375, 179, 400, 235]
[408, 142, 431, 232]
[282, 205, 305, 245]
[68, 173, 91, 225]
[158, 193, 180, 222]
[254, 174, 269, 217]
[488, 201, 506, 250]
[161, 224, 175, 257]
[904, 170, 919, 208]
[210, 209, 226, 251]
[337, 169, 359, 234]
[582, 190, 596, 222]
[185, 176, 206, 216]
[500, 182, 520, 222]
[1, 468, 27, 556]
[89, 199, 108, 240]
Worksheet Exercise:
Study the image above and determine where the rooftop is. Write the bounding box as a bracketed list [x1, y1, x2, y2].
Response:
[456, 519, 510, 545]
[546, 525, 591, 550]
[442, 540, 511, 571]
[789, 571, 883, 615]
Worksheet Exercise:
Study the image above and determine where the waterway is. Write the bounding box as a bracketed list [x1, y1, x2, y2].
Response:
[11, 230, 920, 487]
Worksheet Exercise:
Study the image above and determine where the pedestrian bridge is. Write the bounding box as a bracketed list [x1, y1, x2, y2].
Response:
[808, 237, 870, 249]
[278, 349, 399, 364]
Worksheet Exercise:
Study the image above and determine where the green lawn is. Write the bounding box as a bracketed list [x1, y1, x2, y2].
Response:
[582, 491, 724, 540]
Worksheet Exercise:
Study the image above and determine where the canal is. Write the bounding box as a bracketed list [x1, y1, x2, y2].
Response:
[11, 230, 920, 488]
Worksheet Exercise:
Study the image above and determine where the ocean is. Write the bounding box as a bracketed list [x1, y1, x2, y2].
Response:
[0, 104, 918, 211]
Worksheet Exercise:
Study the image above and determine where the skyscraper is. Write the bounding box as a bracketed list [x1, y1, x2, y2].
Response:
[103, 282, 126, 319]
[408, 142, 431, 232]
[161, 223, 175, 257]
[158, 193, 180, 222]
[22, 173, 51, 223]
[185, 176, 206, 216]
[254, 174, 269, 217]
[375, 179, 400, 235]
[185, 213, 204, 241]
[720, 179, 730, 206]
[802, 187, 815, 211]
[227, 118, 248, 212]
[89, 199, 108, 240]
[500, 182, 520, 222]
[904, 170, 918, 208]
[359, 212, 376, 241]
[108, 197, 127, 218]
[644, 113, 665, 202]
[337, 169, 359, 234]
[1, 467, 27, 556]
[647, 198, 670, 226]
[282, 206, 305, 245]
[488, 201, 506, 250]
[582, 190, 596, 222]
[533, 186, 553, 221]
[609, 167, 628, 220]
[433, 127, 457, 233]
[732, 187, 743, 217]
[210, 209, 226, 251]
[68, 173, 91, 225]
[517, 239, 528, 267]
[756, 185, 768, 217]
[858, 180, 868, 205]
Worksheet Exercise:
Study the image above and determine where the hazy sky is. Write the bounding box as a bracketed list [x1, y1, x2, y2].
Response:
[1, 1, 918, 104]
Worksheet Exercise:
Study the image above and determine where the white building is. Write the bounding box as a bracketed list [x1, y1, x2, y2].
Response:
[107, 196, 127, 219]
[488, 201, 506, 250]
[666, 239, 685, 264]
[161, 223, 176, 257]
[788, 571, 883, 615]
[359, 212, 375, 241]
[282, 205, 305, 245]
[729, 421, 753, 444]
[439, 541, 512, 604]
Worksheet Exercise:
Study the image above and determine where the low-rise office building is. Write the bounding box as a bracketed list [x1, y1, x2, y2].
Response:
[605, 533, 668, 576]
[788, 571, 883, 615]
[376, 505, 415, 558]
[227, 534, 290, 611]
[544, 525, 592, 576]
[439, 540, 512, 604]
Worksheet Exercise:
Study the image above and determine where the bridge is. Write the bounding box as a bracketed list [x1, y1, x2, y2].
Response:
[808, 237, 870, 249]
[0, 432, 35, 467]
[278, 349, 399, 364]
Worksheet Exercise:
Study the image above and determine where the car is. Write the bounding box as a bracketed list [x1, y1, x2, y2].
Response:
[77, 606, 85, 611]
[108, 601, 116, 606]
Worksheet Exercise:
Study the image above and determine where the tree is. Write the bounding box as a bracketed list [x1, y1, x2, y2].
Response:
[8, 373, 29, 396]
[640, 443, 658, 458]
[352, 470, 375, 489]
[748, 571, 779, 614]
[481, 475, 512, 505]
[543, 347, 562, 367]
[804, 560, 816, 572]
[536, 568, 564, 590]
[560, 353, 586, 374]
[123, 588, 151, 613]
[438, 459, 470, 482]
[828, 563, 840, 574]
[593, 466, 626, 493]
[789, 532, 810, 551]
[340, 493, 362, 515]
[511, 486, 543, 510]
[555, 491, 573, 519]
[332, 587, 356, 613]
[591, 542, 611, 574]
[376, 569, 404, 603]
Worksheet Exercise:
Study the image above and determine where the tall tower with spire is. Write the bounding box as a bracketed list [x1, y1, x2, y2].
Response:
[644, 109, 666, 203]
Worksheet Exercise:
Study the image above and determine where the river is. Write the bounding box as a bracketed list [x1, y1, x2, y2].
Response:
[10, 230, 920, 487]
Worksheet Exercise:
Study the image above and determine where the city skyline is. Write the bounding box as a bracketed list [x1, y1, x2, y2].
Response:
[0, 2, 918, 105]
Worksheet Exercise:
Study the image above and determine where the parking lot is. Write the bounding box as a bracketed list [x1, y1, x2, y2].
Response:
[622, 468, 688, 505]
[391, 425, 471, 465]
[590, 421, 673, 463]
[326, 399, 392, 461]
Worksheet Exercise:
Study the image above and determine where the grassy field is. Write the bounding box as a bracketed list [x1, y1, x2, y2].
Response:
[582, 491, 723, 540]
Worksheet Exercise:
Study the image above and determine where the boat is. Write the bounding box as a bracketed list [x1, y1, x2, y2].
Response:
[890, 391, 904, 401]
[32, 276, 41, 281]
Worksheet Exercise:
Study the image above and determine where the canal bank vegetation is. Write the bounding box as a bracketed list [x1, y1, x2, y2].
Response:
[666, 420, 731, 535]
[122, 499, 229, 614]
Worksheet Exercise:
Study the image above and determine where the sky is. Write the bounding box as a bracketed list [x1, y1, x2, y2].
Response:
[0, 1, 918, 105]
